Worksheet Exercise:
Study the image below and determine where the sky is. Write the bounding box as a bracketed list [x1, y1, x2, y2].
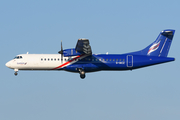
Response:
[1, 0, 180, 120]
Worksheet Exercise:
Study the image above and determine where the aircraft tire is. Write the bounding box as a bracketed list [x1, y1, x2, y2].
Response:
[80, 74, 85, 79]
[14, 72, 18, 76]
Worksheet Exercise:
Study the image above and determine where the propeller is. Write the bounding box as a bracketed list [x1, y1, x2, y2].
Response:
[58, 41, 63, 63]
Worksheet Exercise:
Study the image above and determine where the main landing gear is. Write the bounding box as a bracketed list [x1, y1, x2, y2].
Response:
[14, 69, 18, 76]
[78, 68, 86, 79]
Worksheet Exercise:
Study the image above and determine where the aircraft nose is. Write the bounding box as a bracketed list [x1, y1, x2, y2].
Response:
[5, 62, 11, 68]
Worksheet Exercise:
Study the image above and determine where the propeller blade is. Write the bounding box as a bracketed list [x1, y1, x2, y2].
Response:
[61, 54, 63, 63]
[58, 40, 63, 54]
[61, 40, 63, 52]
[58, 40, 63, 63]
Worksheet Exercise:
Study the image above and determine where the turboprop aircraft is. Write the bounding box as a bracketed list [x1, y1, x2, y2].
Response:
[5, 29, 175, 79]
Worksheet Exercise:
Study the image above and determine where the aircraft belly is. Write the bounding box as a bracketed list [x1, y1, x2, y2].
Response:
[64, 63, 100, 72]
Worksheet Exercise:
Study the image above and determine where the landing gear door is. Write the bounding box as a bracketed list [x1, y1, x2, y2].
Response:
[127, 55, 133, 67]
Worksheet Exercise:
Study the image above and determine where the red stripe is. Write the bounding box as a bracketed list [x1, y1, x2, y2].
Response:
[52, 54, 85, 70]
[148, 43, 160, 53]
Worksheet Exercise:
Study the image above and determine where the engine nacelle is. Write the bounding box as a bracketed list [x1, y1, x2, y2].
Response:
[63, 48, 82, 57]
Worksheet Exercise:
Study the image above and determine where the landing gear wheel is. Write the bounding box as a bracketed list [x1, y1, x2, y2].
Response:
[14, 72, 18, 76]
[80, 74, 85, 79]
[78, 68, 86, 79]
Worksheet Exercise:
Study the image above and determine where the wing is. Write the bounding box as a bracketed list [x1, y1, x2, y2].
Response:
[75, 38, 92, 55]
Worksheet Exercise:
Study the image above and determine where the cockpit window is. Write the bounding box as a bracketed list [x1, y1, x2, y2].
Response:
[14, 56, 23, 59]
[14, 56, 18, 59]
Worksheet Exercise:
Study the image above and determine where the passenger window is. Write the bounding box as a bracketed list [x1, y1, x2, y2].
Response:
[113, 59, 115, 61]
[54, 58, 56, 61]
[48, 58, 50, 61]
[41, 58, 43, 61]
[44, 58, 46, 61]
[106, 59, 108, 61]
[123, 59, 125, 61]
[51, 58, 53, 61]
[110, 59, 111, 61]
[116, 59, 118, 61]
[58, 58, 60, 61]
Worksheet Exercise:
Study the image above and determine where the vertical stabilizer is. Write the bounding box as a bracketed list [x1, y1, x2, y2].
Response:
[130, 29, 175, 57]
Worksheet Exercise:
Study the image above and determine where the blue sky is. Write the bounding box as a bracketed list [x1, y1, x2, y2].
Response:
[1, 0, 180, 120]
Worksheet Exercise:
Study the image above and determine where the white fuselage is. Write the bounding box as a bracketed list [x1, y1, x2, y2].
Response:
[5, 54, 84, 70]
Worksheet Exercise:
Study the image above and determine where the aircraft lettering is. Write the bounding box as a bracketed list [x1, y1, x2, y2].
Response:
[116, 62, 125, 64]
[17, 62, 27, 65]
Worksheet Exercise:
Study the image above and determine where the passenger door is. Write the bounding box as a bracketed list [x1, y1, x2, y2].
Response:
[127, 55, 133, 67]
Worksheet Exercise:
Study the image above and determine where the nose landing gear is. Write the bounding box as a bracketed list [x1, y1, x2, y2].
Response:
[14, 69, 18, 76]
[14, 72, 18, 76]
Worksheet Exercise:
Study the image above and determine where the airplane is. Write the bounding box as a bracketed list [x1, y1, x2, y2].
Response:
[5, 29, 175, 79]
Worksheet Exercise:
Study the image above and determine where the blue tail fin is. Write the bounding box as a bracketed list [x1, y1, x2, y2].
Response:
[130, 29, 175, 57]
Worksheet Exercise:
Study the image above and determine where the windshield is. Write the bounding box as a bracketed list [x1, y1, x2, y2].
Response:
[14, 56, 22, 59]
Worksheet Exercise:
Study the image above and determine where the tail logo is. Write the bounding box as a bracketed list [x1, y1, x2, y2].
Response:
[147, 41, 160, 55]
